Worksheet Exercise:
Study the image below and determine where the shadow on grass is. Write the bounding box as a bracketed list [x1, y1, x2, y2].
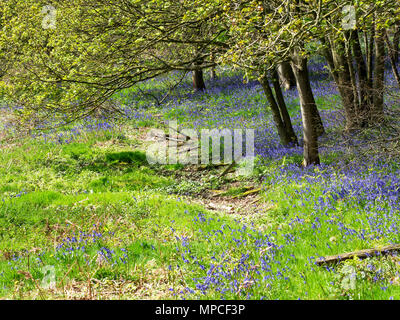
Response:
[105, 151, 148, 166]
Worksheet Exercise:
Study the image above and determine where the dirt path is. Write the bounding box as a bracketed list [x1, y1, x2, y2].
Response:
[120, 124, 274, 217]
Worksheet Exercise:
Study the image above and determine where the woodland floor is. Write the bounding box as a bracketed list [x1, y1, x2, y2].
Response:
[1, 67, 400, 299]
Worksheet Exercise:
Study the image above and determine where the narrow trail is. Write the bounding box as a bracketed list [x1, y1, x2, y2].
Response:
[132, 124, 275, 218]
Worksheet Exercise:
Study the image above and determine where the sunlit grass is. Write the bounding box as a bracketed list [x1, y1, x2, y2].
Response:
[1, 69, 400, 300]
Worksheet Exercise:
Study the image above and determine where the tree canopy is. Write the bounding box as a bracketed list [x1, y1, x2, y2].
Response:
[1, 0, 400, 165]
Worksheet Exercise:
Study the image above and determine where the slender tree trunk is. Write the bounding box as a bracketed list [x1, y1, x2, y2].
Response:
[271, 70, 298, 145]
[292, 58, 325, 137]
[367, 26, 375, 85]
[192, 68, 206, 92]
[338, 64, 359, 129]
[345, 40, 360, 112]
[339, 57, 360, 129]
[210, 67, 217, 80]
[210, 51, 217, 80]
[393, 25, 400, 63]
[322, 38, 357, 128]
[384, 31, 400, 88]
[351, 30, 373, 116]
[277, 61, 296, 90]
[259, 74, 297, 146]
[321, 37, 340, 84]
[290, 52, 320, 166]
[372, 26, 385, 122]
[325, 37, 359, 130]
[364, 31, 370, 71]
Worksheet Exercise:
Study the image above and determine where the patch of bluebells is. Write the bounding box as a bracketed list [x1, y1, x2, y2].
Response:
[1, 190, 30, 205]
[2, 60, 400, 298]
[172, 209, 400, 299]
[3, 227, 130, 280]
[32, 120, 115, 145]
[159, 62, 400, 299]
[170, 153, 400, 298]
[1, 104, 118, 145]
[54, 228, 129, 267]
[170, 212, 296, 299]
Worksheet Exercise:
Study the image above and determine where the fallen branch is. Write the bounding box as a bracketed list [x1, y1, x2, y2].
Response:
[232, 187, 261, 199]
[166, 125, 192, 141]
[154, 133, 187, 143]
[316, 244, 400, 266]
[219, 161, 236, 178]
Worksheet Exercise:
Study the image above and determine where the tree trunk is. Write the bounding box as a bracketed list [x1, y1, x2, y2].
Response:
[291, 57, 324, 137]
[290, 52, 320, 166]
[350, 30, 373, 127]
[367, 26, 375, 85]
[259, 74, 297, 146]
[351, 30, 373, 117]
[372, 26, 385, 122]
[271, 69, 298, 145]
[210, 51, 217, 80]
[393, 25, 400, 63]
[192, 69, 206, 92]
[277, 61, 296, 90]
[325, 37, 359, 130]
[321, 36, 340, 84]
[337, 60, 359, 130]
[210, 67, 217, 80]
[384, 30, 400, 89]
[345, 39, 360, 113]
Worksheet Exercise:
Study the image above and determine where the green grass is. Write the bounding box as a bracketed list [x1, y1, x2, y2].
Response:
[1, 73, 400, 300]
[0, 127, 237, 299]
[1, 125, 398, 300]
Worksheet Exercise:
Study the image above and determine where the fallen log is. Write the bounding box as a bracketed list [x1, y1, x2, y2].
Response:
[316, 244, 400, 266]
